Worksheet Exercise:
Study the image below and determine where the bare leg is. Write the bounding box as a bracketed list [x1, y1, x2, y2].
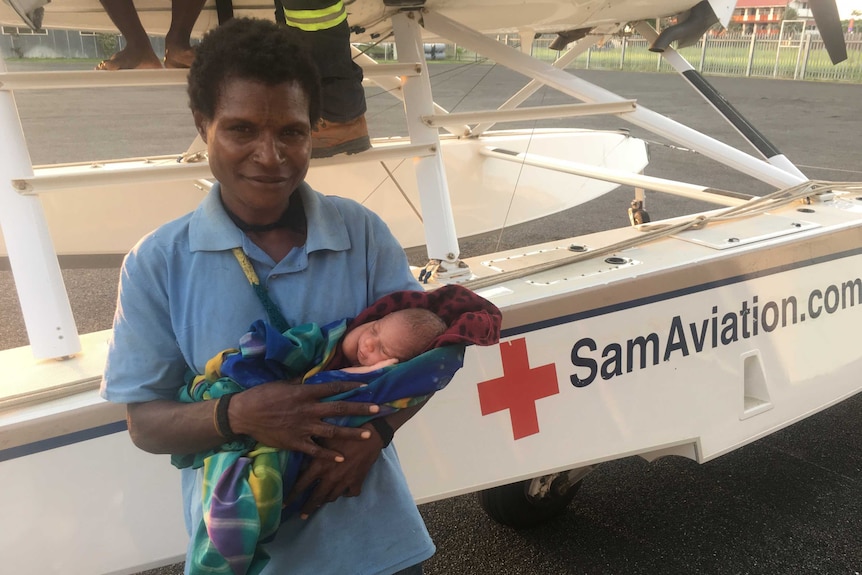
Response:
[96, 0, 162, 70]
[163, 0, 207, 69]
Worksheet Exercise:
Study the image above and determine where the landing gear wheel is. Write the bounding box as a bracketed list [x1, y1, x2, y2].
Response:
[476, 475, 582, 529]
[628, 199, 651, 226]
[631, 208, 651, 225]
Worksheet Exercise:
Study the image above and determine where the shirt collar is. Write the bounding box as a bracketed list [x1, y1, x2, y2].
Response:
[189, 181, 351, 254]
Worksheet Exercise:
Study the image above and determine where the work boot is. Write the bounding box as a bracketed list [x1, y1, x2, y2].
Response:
[311, 115, 372, 158]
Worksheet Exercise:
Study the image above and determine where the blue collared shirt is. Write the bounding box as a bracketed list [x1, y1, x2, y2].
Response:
[102, 182, 434, 574]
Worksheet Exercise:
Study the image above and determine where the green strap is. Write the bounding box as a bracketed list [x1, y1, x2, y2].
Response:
[232, 247, 290, 333]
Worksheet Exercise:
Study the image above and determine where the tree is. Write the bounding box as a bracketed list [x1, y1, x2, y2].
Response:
[782, 7, 802, 35]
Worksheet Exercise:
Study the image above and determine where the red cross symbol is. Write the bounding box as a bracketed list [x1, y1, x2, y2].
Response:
[477, 338, 559, 440]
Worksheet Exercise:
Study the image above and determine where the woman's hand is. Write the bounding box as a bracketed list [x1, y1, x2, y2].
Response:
[285, 424, 385, 519]
[229, 380, 379, 462]
[285, 400, 430, 519]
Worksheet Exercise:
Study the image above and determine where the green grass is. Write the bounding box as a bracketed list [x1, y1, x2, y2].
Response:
[383, 37, 862, 84]
[10, 37, 860, 83]
[580, 38, 862, 82]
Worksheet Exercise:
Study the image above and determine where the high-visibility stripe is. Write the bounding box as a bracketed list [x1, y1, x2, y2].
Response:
[283, 1, 347, 31]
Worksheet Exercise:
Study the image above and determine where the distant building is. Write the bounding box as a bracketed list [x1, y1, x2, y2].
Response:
[730, 0, 791, 34]
[787, 0, 813, 19]
[786, 0, 820, 32]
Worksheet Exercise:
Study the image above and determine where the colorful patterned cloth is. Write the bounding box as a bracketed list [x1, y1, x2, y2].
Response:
[172, 284, 502, 575]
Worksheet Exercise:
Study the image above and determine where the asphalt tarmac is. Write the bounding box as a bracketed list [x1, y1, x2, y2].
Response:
[3, 61, 862, 574]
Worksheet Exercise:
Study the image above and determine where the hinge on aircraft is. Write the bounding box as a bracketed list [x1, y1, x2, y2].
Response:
[418, 258, 472, 284]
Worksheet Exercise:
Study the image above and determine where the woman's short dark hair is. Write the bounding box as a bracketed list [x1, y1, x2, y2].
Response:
[188, 17, 322, 123]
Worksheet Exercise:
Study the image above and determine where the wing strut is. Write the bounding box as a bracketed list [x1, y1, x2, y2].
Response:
[421, 10, 806, 190]
[634, 21, 807, 181]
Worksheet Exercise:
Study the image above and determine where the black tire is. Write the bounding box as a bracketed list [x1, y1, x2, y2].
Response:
[632, 208, 651, 225]
[476, 476, 582, 529]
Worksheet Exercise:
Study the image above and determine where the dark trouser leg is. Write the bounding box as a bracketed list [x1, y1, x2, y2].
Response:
[279, 0, 366, 122]
[279, 0, 370, 156]
[307, 19, 366, 123]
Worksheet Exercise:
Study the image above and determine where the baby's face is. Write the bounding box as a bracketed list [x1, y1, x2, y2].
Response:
[343, 314, 414, 366]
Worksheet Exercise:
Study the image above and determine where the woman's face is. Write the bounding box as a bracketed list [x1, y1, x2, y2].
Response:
[193, 77, 312, 220]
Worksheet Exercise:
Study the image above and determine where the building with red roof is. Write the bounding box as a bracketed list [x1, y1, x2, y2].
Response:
[730, 0, 792, 34]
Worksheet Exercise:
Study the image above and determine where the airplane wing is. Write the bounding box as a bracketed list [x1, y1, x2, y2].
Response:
[0, 0, 848, 63]
[0, 0, 729, 38]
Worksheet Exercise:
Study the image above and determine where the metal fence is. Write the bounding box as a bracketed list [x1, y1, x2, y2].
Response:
[452, 32, 862, 83]
[3, 27, 861, 84]
[0, 27, 163, 61]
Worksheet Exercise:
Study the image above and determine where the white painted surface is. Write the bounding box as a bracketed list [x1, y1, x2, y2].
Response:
[399, 253, 862, 501]
[3, 197, 861, 573]
[0, 0, 713, 40]
[2, 432, 187, 575]
[1, 3, 860, 572]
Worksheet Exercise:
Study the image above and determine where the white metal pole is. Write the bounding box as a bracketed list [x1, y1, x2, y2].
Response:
[773, 24, 782, 78]
[620, 35, 627, 69]
[391, 11, 461, 265]
[351, 46, 471, 137]
[470, 36, 600, 136]
[479, 147, 754, 206]
[633, 22, 808, 181]
[423, 100, 636, 127]
[0, 59, 80, 359]
[794, 32, 804, 79]
[800, 33, 811, 79]
[422, 11, 805, 190]
[746, 32, 756, 77]
[518, 28, 534, 56]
